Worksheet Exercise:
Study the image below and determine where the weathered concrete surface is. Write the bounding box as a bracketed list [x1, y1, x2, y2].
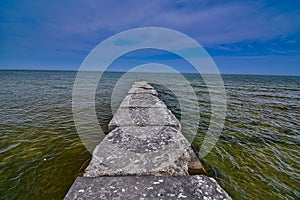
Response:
[120, 93, 167, 108]
[127, 81, 158, 95]
[108, 83, 177, 131]
[65, 175, 232, 200]
[128, 87, 158, 96]
[84, 126, 192, 176]
[65, 81, 230, 199]
[108, 107, 180, 131]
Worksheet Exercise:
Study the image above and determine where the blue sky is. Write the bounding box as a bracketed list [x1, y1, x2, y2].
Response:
[1, 0, 300, 75]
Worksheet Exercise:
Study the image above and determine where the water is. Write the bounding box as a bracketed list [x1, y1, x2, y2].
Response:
[0, 70, 299, 199]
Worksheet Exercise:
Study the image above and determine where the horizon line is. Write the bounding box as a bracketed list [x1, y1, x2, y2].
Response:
[0, 68, 299, 77]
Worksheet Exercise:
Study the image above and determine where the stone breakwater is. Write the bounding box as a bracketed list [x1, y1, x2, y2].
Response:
[65, 81, 231, 200]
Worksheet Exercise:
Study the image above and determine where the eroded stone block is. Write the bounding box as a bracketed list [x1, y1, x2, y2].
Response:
[84, 126, 191, 177]
[108, 107, 180, 131]
[119, 93, 167, 108]
[65, 175, 232, 200]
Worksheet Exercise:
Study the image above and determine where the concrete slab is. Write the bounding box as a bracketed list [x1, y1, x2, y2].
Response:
[64, 175, 232, 200]
[84, 126, 192, 177]
[128, 87, 158, 96]
[132, 81, 154, 89]
[119, 93, 167, 108]
[108, 107, 180, 131]
[65, 81, 231, 200]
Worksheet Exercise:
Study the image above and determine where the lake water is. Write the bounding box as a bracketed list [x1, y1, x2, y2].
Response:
[0, 70, 299, 199]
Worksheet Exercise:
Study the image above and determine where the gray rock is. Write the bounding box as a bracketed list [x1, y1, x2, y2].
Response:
[127, 81, 158, 95]
[108, 107, 180, 131]
[84, 126, 192, 177]
[64, 175, 232, 200]
[132, 81, 154, 89]
[65, 81, 231, 200]
[128, 87, 158, 96]
[119, 93, 167, 108]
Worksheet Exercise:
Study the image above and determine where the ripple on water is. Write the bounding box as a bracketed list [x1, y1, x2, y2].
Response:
[0, 71, 299, 199]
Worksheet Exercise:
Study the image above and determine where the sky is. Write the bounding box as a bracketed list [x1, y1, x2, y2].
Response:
[0, 0, 300, 75]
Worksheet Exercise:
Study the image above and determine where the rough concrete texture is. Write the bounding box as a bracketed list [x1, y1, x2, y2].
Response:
[108, 107, 180, 131]
[65, 175, 232, 200]
[132, 81, 153, 88]
[128, 87, 158, 96]
[65, 81, 231, 199]
[128, 81, 158, 96]
[84, 126, 193, 176]
[120, 93, 167, 108]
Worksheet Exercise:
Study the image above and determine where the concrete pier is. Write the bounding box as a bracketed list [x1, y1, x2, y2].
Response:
[65, 81, 231, 199]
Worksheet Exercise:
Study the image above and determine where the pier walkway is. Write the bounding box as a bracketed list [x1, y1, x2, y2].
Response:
[65, 81, 231, 200]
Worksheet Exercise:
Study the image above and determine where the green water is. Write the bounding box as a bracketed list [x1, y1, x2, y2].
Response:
[0, 70, 299, 199]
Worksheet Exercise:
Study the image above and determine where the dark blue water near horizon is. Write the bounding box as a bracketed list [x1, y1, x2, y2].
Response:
[0, 70, 299, 199]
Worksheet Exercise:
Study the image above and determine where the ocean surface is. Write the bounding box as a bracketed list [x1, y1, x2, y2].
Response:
[0, 70, 299, 199]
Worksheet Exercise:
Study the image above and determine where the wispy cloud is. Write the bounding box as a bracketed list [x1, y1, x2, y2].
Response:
[0, 0, 299, 74]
